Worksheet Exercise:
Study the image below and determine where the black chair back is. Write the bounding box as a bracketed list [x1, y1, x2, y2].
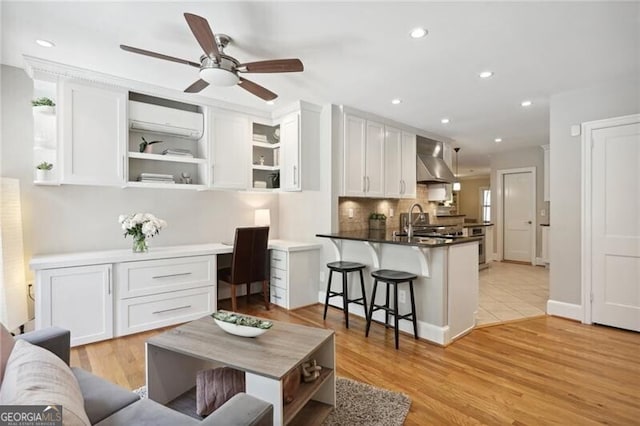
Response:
[230, 226, 270, 284]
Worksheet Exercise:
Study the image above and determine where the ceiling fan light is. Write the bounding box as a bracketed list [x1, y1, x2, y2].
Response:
[200, 67, 239, 87]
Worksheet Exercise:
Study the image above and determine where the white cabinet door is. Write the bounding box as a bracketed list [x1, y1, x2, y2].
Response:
[343, 114, 367, 196]
[280, 112, 300, 191]
[384, 126, 402, 198]
[365, 120, 385, 197]
[61, 81, 126, 185]
[401, 132, 417, 198]
[210, 112, 249, 189]
[38, 264, 113, 347]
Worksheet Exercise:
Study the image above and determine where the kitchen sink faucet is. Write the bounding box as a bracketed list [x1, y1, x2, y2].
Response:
[406, 203, 425, 239]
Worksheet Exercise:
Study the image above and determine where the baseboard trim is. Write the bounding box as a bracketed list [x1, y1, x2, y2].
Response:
[318, 291, 449, 345]
[546, 300, 583, 321]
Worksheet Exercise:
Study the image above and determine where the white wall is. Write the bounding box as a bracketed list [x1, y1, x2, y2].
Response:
[549, 78, 640, 305]
[1, 65, 279, 283]
[490, 146, 546, 258]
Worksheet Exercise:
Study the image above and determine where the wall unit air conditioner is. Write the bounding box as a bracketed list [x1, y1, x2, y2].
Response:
[129, 101, 204, 140]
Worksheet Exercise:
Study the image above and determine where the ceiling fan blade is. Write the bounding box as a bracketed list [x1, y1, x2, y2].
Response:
[184, 79, 210, 93]
[239, 59, 304, 73]
[184, 13, 221, 62]
[120, 45, 200, 68]
[238, 77, 277, 101]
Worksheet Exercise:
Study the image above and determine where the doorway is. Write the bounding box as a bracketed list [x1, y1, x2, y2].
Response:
[496, 167, 536, 264]
[582, 114, 640, 332]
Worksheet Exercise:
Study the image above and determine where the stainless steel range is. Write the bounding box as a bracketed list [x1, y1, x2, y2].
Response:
[398, 213, 464, 238]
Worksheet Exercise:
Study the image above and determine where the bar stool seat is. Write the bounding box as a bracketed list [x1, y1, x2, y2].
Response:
[323, 261, 368, 329]
[366, 269, 418, 349]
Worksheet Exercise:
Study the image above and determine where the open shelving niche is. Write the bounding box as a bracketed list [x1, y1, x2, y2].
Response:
[251, 121, 280, 190]
[32, 80, 59, 185]
[127, 92, 208, 190]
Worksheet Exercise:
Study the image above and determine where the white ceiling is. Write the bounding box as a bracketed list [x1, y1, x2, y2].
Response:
[2, 1, 639, 169]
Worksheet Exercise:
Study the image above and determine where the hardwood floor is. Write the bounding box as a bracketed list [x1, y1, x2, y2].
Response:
[71, 300, 640, 425]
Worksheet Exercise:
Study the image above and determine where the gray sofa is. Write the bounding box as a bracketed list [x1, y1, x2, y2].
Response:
[7, 327, 273, 426]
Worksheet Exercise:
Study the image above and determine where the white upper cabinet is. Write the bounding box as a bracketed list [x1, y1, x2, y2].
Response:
[280, 112, 301, 192]
[343, 114, 367, 196]
[365, 120, 385, 197]
[385, 127, 416, 198]
[60, 80, 127, 185]
[210, 112, 249, 190]
[384, 126, 402, 197]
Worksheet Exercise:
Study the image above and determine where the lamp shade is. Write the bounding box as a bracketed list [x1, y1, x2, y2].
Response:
[453, 181, 461, 192]
[0, 178, 29, 330]
[254, 209, 271, 227]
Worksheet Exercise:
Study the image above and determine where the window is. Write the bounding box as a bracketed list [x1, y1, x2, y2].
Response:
[480, 188, 491, 222]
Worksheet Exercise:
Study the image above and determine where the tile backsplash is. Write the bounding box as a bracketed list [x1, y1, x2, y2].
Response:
[339, 185, 445, 232]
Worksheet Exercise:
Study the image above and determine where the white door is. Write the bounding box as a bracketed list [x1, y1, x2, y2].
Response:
[280, 112, 300, 191]
[61, 81, 126, 185]
[591, 120, 640, 332]
[503, 172, 534, 262]
[343, 114, 366, 196]
[384, 126, 402, 198]
[365, 120, 385, 197]
[210, 112, 249, 189]
[39, 264, 113, 347]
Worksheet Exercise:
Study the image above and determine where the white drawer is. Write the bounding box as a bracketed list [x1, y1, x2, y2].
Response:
[270, 285, 287, 308]
[270, 250, 288, 270]
[116, 286, 215, 336]
[270, 267, 287, 290]
[116, 255, 215, 299]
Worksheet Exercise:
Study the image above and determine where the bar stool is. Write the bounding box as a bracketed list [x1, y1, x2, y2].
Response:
[323, 261, 368, 329]
[365, 269, 418, 349]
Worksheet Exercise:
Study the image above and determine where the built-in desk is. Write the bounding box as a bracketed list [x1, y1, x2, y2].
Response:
[29, 240, 320, 346]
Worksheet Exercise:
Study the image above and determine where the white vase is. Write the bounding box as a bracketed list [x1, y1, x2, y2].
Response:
[32, 105, 55, 115]
[35, 169, 51, 182]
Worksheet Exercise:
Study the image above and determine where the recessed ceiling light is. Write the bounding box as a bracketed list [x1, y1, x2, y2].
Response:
[494, 138, 503, 143]
[441, 118, 450, 124]
[391, 98, 402, 105]
[266, 100, 275, 105]
[521, 100, 533, 107]
[410, 28, 428, 39]
[479, 71, 494, 79]
[35, 39, 55, 48]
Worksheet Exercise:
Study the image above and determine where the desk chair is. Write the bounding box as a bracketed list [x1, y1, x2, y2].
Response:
[218, 226, 270, 312]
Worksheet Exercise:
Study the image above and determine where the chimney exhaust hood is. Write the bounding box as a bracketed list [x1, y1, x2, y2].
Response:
[416, 136, 456, 184]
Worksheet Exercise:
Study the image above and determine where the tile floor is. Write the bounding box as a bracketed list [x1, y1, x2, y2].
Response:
[477, 261, 549, 326]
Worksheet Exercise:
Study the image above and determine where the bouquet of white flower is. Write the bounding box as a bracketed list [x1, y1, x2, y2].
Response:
[118, 213, 167, 252]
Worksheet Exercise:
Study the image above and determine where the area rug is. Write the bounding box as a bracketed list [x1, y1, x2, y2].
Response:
[134, 377, 411, 425]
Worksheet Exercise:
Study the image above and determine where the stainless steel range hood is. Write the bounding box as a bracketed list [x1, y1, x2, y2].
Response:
[416, 136, 456, 184]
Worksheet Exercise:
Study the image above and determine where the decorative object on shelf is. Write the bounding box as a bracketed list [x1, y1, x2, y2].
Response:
[268, 172, 279, 189]
[253, 181, 267, 189]
[273, 148, 280, 166]
[138, 136, 163, 153]
[162, 148, 193, 157]
[118, 212, 167, 253]
[282, 366, 301, 404]
[31, 97, 56, 114]
[35, 162, 53, 181]
[180, 172, 192, 184]
[254, 209, 270, 226]
[212, 310, 272, 338]
[253, 134, 268, 143]
[453, 147, 461, 192]
[369, 213, 387, 231]
[259, 155, 265, 166]
[273, 127, 280, 141]
[301, 359, 322, 383]
[137, 173, 175, 184]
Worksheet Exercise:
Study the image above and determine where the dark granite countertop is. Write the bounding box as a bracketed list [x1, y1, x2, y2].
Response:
[435, 214, 466, 217]
[463, 223, 494, 228]
[316, 230, 482, 248]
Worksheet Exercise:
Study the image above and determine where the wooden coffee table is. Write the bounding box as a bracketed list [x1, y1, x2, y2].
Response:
[146, 315, 336, 425]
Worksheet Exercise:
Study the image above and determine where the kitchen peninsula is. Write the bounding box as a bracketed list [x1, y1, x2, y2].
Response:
[316, 230, 480, 345]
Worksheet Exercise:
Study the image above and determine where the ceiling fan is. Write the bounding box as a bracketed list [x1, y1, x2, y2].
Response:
[120, 13, 303, 101]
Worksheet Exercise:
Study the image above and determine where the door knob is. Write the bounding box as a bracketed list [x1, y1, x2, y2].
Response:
[527, 221, 532, 224]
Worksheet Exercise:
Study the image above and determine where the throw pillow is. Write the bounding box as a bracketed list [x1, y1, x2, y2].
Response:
[196, 367, 245, 417]
[0, 323, 16, 384]
[0, 339, 91, 426]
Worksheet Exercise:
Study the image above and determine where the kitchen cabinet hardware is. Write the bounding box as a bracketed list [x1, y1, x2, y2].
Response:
[152, 272, 192, 279]
[152, 305, 192, 315]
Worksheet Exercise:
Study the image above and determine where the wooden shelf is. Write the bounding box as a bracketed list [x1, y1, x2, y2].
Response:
[287, 400, 333, 426]
[128, 152, 206, 165]
[252, 165, 279, 171]
[283, 368, 333, 425]
[253, 141, 281, 149]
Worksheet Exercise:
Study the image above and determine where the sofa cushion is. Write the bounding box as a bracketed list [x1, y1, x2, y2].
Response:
[95, 398, 199, 426]
[0, 323, 15, 384]
[0, 339, 90, 426]
[71, 367, 140, 424]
